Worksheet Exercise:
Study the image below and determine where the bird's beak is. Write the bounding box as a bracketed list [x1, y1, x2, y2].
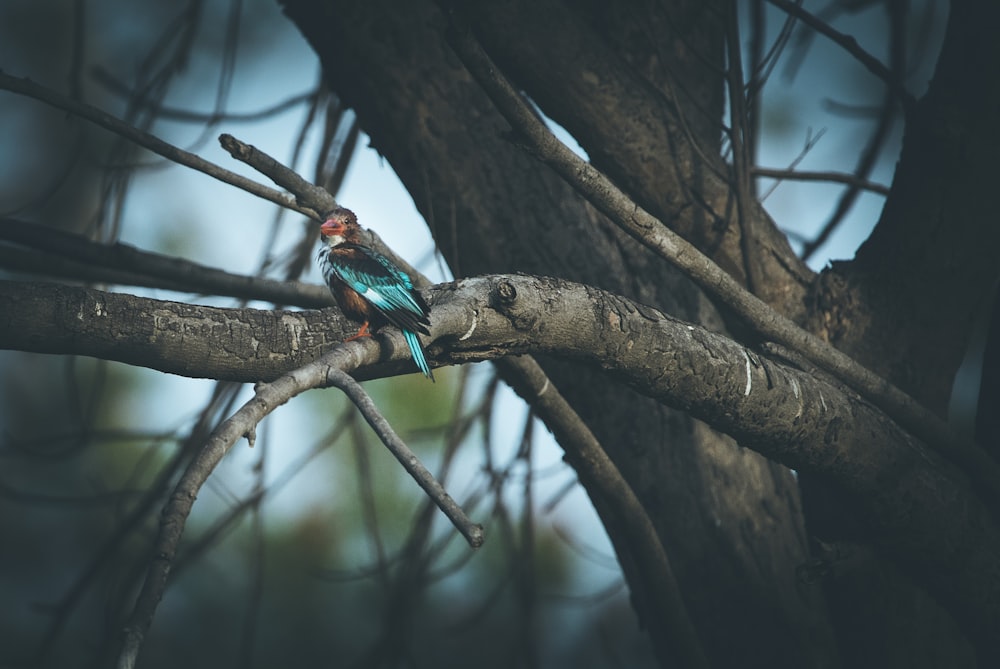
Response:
[320, 220, 337, 236]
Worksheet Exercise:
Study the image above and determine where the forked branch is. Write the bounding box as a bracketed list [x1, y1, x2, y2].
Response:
[115, 339, 480, 669]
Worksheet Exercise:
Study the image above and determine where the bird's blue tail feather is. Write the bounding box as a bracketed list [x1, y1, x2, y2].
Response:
[403, 330, 434, 381]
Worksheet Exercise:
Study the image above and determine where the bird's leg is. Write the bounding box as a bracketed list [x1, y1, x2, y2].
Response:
[345, 321, 372, 342]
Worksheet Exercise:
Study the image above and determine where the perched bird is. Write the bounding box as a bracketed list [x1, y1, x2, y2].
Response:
[317, 207, 434, 380]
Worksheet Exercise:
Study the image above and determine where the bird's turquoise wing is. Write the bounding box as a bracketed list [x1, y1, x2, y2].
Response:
[326, 244, 430, 334]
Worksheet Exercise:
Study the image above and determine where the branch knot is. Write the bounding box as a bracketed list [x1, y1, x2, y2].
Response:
[494, 278, 517, 306]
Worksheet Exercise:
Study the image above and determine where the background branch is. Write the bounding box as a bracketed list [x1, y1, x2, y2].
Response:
[751, 166, 891, 196]
[0, 218, 332, 306]
[766, 0, 916, 113]
[498, 356, 709, 669]
[0, 71, 314, 218]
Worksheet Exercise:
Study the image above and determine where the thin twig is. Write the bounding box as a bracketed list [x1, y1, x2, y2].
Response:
[170, 412, 353, 582]
[752, 166, 890, 196]
[801, 0, 905, 261]
[724, 2, 761, 293]
[443, 18, 1000, 502]
[236, 422, 267, 669]
[32, 383, 241, 665]
[216, 132, 424, 290]
[766, 0, 916, 114]
[0, 71, 314, 219]
[94, 67, 317, 123]
[758, 127, 827, 201]
[326, 368, 484, 548]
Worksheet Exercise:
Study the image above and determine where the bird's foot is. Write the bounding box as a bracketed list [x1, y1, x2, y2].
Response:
[344, 321, 373, 342]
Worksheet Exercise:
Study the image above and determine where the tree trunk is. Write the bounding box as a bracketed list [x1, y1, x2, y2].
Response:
[798, 1, 1000, 665]
[280, 1, 839, 666]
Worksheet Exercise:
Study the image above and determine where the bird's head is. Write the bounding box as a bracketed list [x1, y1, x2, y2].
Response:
[319, 207, 360, 245]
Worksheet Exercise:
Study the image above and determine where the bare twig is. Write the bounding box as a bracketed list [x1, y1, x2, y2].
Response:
[327, 368, 484, 548]
[0, 71, 313, 218]
[801, 0, 905, 261]
[746, 0, 799, 130]
[31, 383, 242, 665]
[94, 66, 316, 123]
[349, 414, 392, 589]
[236, 426, 267, 669]
[219, 133, 336, 217]
[170, 412, 352, 581]
[752, 166, 890, 196]
[758, 127, 827, 201]
[513, 411, 539, 668]
[724, 2, 761, 293]
[215, 133, 434, 292]
[766, 0, 916, 114]
[443, 18, 1000, 503]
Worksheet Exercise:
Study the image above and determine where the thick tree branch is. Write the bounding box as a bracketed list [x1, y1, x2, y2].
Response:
[4, 276, 1000, 657]
[216, 126, 707, 665]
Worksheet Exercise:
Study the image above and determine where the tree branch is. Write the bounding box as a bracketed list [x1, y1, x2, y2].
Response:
[5, 276, 1000, 657]
[442, 18, 1000, 508]
[218, 133, 336, 217]
[0, 218, 333, 306]
[326, 368, 483, 548]
[93, 67, 317, 123]
[0, 71, 315, 219]
[498, 356, 709, 669]
[751, 166, 891, 196]
[724, 0, 762, 293]
[766, 0, 916, 114]
[115, 340, 478, 669]
[217, 133, 426, 282]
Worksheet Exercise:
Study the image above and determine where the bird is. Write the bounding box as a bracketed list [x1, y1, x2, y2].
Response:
[317, 206, 434, 380]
